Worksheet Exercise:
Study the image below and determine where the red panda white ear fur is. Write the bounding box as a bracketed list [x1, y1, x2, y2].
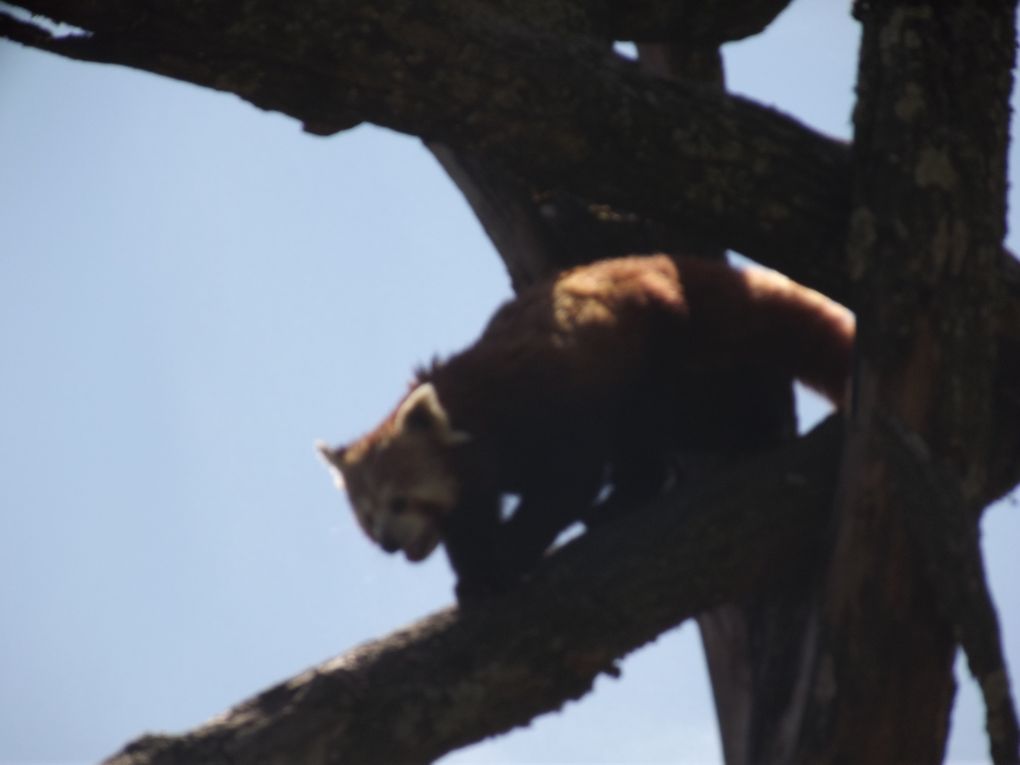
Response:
[395, 383, 471, 445]
[315, 440, 347, 489]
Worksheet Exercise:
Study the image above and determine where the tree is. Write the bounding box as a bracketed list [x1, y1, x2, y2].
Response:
[2, 1, 1018, 762]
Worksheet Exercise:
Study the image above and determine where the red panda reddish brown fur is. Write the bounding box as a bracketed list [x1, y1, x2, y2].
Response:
[318, 254, 853, 603]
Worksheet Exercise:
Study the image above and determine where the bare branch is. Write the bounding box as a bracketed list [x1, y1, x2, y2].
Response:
[608, 0, 796, 43]
[103, 419, 844, 765]
[881, 415, 1020, 764]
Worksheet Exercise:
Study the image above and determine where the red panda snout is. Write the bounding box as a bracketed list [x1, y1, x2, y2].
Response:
[372, 505, 442, 562]
[332, 479, 447, 562]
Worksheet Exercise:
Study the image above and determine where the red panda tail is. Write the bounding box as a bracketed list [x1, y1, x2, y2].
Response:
[772, 282, 855, 406]
[676, 257, 855, 407]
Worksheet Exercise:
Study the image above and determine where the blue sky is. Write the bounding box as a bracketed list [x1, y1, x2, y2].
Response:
[1, 2, 1017, 762]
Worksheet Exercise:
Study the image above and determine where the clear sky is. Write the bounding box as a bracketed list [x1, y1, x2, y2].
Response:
[1, 1, 1017, 763]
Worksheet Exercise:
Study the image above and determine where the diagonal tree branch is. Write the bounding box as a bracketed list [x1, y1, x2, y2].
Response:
[882, 415, 1020, 763]
[102, 418, 846, 765]
[93, 405, 1020, 765]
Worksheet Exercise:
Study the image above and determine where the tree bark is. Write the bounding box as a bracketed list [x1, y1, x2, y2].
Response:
[792, 3, 1019, 761]
[3, 1, 1020, 309]
[609, 0, 794, 43]
[4, 2, 1020, 360]
[0, 0, 853, 295]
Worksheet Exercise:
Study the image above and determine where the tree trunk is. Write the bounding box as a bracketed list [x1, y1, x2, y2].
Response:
[792, 3, 1017, 761]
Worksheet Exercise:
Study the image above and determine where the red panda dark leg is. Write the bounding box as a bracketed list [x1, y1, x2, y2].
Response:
[446, 466, 603, 605]
[442, 490, 507, 605]
[590, 452, 671, 526]
[583, 387, 677, 526]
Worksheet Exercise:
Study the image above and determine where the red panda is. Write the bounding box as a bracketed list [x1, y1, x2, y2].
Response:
[317, 254, 854, 603]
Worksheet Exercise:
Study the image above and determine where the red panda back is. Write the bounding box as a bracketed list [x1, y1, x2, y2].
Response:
[418, 256, 691, 439]
[421, 254, 852, 443]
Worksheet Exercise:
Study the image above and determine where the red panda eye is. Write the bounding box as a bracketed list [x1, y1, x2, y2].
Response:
[389, 497, 408, 514]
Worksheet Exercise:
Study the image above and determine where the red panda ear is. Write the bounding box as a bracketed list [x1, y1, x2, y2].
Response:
[315, 440, 347, 489]
[315, 440, 346, 465]
[395, 383, 471, 445]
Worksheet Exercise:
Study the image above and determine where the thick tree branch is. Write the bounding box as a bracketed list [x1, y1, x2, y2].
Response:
[0, 0, 852, 292]
[428, 144, 570, 289]
[102, 419, 845, 765]
[4, 1, 1020, 312]
[3, 3, 1020, 310]
[95, 405, 1016, 765]
[608, 0, 795, 43]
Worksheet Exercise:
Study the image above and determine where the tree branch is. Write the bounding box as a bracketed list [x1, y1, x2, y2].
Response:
[608, 0, 795, 43]
[882, 415, 1020, 764]
[4, 1, 1020, 311]
[102, 418, 845, 765]
[0, 0, 852, 291]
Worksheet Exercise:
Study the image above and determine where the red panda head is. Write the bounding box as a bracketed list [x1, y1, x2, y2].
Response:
[317, 383, 469, 563]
